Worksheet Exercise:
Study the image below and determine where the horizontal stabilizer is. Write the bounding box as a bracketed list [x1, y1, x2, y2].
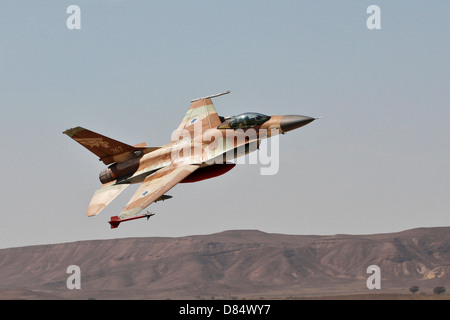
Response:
[86, 183, 128, 217]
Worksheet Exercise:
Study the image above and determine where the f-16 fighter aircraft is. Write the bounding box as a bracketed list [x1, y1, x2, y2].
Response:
[63, 91, 316, 228]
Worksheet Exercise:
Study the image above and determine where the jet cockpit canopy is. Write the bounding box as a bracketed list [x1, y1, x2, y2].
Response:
[217, 112, 270, 129]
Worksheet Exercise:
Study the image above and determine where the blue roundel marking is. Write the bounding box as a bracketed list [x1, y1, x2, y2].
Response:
[141, 190, 149, 197]
[190, 117, 198, 124]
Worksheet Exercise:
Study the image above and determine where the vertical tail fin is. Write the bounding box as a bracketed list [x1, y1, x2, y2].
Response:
[63, 126, 159, 164]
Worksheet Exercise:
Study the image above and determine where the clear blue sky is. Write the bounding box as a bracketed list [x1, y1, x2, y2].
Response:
[0, 1, 449, 248]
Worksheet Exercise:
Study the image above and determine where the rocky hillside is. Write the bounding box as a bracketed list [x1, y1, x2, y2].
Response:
[0, 227, 449, 299]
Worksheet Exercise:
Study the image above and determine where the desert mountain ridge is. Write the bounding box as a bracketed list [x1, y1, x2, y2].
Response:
[0, 226, 449, 299]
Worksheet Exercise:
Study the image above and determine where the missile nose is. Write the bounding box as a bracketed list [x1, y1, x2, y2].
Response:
[280, 115, 315, 133]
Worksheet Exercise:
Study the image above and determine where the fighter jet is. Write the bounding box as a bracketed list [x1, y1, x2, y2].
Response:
[63, 91, 316, 228]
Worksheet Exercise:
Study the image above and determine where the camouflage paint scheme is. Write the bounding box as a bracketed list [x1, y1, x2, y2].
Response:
[63, 91, 316, 228]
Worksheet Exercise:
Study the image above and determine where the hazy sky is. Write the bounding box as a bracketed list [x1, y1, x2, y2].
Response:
[0, 1, 449, 249]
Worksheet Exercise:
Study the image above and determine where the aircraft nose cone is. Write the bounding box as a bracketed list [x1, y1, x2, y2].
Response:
[280, 115, 315, 133]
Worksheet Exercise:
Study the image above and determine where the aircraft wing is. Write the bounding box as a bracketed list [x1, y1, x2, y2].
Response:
[171, 92, 228, 141]
[117, 164, 200, 220]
